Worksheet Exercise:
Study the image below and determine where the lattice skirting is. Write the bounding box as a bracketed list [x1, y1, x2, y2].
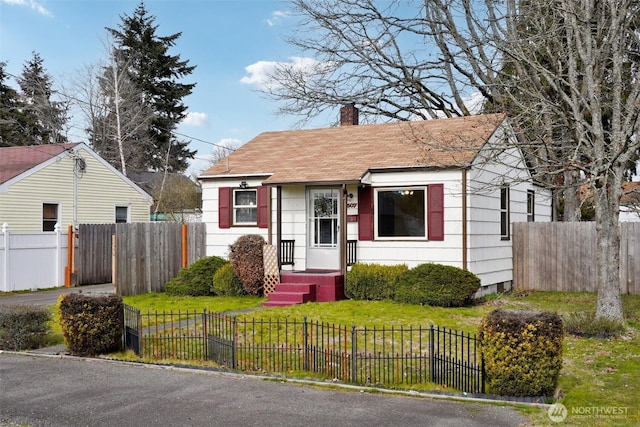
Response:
[262, 244, 279, 296]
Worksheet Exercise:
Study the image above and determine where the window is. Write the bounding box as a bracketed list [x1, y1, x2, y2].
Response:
[42, 203, 58, 232]
[115, 206, 129, 223]
[527, 190, 535, 222]
[376, 188, 426, 238]
[500, 185, 510, 240]
[233, 189, 257, 225]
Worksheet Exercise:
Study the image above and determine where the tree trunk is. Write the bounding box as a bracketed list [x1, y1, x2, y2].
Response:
[562, 170, 582, 222]
[593, 180, 624, 321]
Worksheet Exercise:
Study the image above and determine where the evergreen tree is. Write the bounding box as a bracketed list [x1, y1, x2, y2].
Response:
[0, 62, 31, 146]
[17, 52, 67, 144]
[106, 1, 196, 172]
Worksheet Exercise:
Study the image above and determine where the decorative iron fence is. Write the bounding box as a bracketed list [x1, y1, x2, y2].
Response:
[123, 305, 484, 394]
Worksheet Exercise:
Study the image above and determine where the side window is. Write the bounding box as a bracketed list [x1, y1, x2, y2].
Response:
[115, 206, 129, 223]
[527, 190, 535, 222]
[500, 185, 510, 240]
[43, 203, 59, 232]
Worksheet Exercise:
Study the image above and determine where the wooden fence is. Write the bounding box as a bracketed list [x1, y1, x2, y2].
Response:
[113, 222, 206, 296]
[77, 224, 115, 285]
[513, 222, 639, 294]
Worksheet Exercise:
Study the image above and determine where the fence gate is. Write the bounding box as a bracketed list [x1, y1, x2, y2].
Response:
[206, 313, 237, 368]
[124, 305, 141, 356]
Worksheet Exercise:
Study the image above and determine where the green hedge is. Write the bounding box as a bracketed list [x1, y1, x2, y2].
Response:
[165, 256, 228, 296]
[0, 305, 51, 351]
[212, 263, 246, 296]
[58, 293, 124, 356]
[479, 309, 563, 397]
[394, 263, 481, 307]
[346, 263, 408, 300]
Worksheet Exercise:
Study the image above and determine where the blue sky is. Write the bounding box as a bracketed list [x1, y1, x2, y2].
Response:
[0, 0, 332, 176]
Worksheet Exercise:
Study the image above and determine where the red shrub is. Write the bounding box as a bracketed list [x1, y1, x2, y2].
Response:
[229, 234, 265, 295]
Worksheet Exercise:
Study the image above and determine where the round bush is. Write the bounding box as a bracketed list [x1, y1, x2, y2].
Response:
[229, 234, 265, 295]
[479, 309, 563, 397]
[212, 263, 246, 296]
[394, 263, 481, 307]
[165, 256, 228, 296]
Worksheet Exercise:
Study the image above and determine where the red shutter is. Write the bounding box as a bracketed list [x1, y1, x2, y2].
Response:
[218, 187, 231, 229]
[358, 186, 374, 241]
[257, 186, 269, 228]
[428, 184, 444, 240]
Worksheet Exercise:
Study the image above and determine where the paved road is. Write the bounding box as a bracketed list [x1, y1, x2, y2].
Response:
[0, 284, 114, 307]
[0, 353, 529, 427]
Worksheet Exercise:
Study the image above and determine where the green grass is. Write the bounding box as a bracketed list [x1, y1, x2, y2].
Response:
[122, 292, 265, 313]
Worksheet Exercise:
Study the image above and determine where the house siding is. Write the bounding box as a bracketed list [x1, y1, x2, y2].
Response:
[0, 146, 151, 231]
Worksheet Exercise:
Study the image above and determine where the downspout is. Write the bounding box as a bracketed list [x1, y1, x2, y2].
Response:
[462, 169, 468, 271]
[276, 186, 282, 268]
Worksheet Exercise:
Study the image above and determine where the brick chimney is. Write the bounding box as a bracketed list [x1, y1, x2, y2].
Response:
[340, 103, 359, 126]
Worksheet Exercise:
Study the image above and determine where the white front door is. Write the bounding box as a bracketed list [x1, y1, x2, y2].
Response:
[306, 188, 340, 270]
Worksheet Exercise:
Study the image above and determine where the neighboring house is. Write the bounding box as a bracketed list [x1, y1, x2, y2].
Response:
[0, 143, 153, 231]
[577, 181, 640, 222]
[127, 170, 202, 222]
[199, 106, 552, 300]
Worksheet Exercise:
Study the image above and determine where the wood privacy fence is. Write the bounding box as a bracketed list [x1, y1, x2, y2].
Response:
[113, 222, 206, 296]
[76, 222, 206, 295]
[513, 222, 640, 294]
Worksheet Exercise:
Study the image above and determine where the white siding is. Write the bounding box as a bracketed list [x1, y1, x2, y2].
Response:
[0, 146, 151, 231]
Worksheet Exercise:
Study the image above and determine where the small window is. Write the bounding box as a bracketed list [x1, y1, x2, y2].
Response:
[43, 203, 59, 232]
[376, 188, 426, 239]
[500, 185, 510, 240]
[116, 206, 129, 223]
[233, 189, 257, 225]
[527, 190, 535, 222]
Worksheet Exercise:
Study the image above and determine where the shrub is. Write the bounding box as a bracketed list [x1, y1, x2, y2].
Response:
[479, 309, 563, 397]
[58, 293, 124, 356]
[563, 311, 626, 338]
[346, 263, 408, 300]
[394, 263, 481, 307]
[165, 256, 228, 296]
[212, 263, 246, 296]
[0, 305, 51, 350]
[229, 234, 265, 295]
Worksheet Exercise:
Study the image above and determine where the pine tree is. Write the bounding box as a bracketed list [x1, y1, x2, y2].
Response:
[106, 1, 196, 172]
[17, 52, 67, 144]
[0, 62, 32, 146]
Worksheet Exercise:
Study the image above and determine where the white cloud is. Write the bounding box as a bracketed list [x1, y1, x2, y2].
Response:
[240, 57, 332, 91]
[464, 91, 486, 114]
[267, 10, 289, 27]
[2, 0, 52, 17]
[182, 111, 208, 127]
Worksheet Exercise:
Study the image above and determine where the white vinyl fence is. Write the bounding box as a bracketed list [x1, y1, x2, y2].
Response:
[0, 223, 69, 292]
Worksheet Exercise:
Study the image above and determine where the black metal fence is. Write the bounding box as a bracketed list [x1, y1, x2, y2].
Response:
[123, 305, 484, 394]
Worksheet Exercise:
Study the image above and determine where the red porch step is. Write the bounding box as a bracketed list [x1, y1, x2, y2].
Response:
[261, 283, 317, 307]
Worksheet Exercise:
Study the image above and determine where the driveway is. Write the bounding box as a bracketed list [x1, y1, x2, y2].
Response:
[0, 284, 114, 307]
[0, 353, 530, 427]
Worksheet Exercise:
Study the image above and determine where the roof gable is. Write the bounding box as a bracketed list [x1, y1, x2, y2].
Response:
[200, 114, 507, 185]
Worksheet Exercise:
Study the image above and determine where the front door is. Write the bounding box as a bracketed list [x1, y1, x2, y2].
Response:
[306, 188, 340, 270]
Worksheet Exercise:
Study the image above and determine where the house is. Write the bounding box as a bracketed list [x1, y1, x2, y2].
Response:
[0, 143, 153, 231]
[198, 106, 552, 304]
[127, 170, 202, 222]
[577, 181, 640, 222]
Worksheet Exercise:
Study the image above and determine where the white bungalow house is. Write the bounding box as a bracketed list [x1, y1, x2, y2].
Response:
[199, 107, 552, 305]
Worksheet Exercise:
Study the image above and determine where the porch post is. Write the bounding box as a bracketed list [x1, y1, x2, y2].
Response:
[276, 186, 282, 268]
[340, 184, 347, 276]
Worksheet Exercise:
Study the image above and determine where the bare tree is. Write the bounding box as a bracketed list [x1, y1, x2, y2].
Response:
[269, 0, 640, 321]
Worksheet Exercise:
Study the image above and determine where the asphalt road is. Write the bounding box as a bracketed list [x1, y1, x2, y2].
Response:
[0, 284, 114, 307]
[0, 353, 530, 427]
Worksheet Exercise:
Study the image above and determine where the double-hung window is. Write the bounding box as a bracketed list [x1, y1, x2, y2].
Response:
[42, 203, 59, 232]
[500, 185, 510, 240]
[527, 190, 535, 222]
[233, 189, 258, 225]
[115, 206, 129, 223]
[376, 188, 426, 239]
